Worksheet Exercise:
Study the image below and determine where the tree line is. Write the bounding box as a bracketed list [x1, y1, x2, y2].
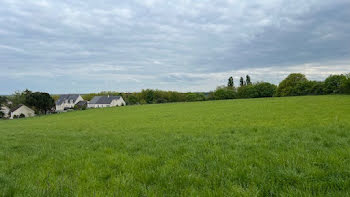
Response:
[81, 73, 350, 104]
[209, 73, 350, 100]
[1, 72, 349, 118]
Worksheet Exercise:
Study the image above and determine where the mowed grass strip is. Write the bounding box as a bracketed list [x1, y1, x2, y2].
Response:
[0, 95, 350, 196]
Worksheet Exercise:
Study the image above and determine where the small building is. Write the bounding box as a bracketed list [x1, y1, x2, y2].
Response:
[88, 95, 126, 108]
[75, 100, 88, 109]
[56, 94, 84, 111]
[10, 104, 35, 119]
[0, 105, 10, 118]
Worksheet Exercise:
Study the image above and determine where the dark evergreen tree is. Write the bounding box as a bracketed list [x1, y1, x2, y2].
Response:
[25, 92, 55, 114]
[246, 75, 252, 85]
[240, 77, 245, 87]
[227, 76, 234, 88]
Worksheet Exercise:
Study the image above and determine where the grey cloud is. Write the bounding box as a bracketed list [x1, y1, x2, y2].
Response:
[0, 0, 349, 94]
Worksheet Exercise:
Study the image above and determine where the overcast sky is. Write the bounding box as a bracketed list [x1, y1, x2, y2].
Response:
[0, 0, 349, 94]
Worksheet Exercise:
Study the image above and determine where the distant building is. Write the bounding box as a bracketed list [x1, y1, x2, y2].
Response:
[56, 94, 84, 111]
[88, 95, 126, 108]
[0, 105, 10, 118]
[75, 100, 88, 109]
[10, 104, 35, 119]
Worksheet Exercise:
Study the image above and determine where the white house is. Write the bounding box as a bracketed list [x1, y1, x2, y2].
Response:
[88, 95, 126, 108]
[56, 94, 84, 111]
[10, 104, 35, 119]
[0, 105, 10, 118]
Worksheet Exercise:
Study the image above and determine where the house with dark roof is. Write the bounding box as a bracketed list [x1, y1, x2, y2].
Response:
[9, 104, 35, 119]
[56, 94, 84, 111]
[87, 95, 126, 108]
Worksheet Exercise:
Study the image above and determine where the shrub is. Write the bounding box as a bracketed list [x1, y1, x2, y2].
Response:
[186, 93, 206, 102]
[139, 99, 147, 105]
[19, 114, 25, 118]
[74, 105, 87, 110]
[237, 85, 258, 98]
[209, 86, 236, 100]
[155, 97, 167, 104]
[254, 82, 277, 97]
[168, 91, 186, 103]
[237, 82, 276, 98]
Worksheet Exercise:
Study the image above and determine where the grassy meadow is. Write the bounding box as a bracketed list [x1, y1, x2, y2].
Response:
[1, 95, 350, 196]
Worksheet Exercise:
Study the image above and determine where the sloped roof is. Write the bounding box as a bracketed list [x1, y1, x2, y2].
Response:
[89, 96, 121, 104]
[56, 94, 80, 105]
[76, 100, 87, 106]
[10, 104, 24, 113]
[10, 104, 34, 113]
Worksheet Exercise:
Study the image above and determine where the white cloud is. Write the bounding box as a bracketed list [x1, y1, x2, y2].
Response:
[0, 44, 26, 53]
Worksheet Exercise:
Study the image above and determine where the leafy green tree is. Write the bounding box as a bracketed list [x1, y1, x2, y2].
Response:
[25, 92, 55, 114]
[141, 89, 155, 104]
[0, 96, 7, 105]
[240, 77, 245, 87]
[168, 91, 186, 102]
[0, 111, 4, 118]
[340, 74, 350, 94]
[254, 82, 277, 97]
[127, 94, 138, 105]
[324, 74, 347, 94]
[9, 89, 31, 107]
[227, 76, 234, 88]
[154, 90, 169, 103]
[246, 75, 252, 85]
[307, 81, 325, 95]
[276, 73, 309, 96]
[51, 95, 60, 102]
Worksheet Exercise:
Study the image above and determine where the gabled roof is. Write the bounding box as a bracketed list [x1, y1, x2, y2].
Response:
[56, 94, 81, 105]
[10, 104, 24, 113]
[76, 100, 87, 106]
[10, 104, 34, 113]
[89, 96, 121, 104]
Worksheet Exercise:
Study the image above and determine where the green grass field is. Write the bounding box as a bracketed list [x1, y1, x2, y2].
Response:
[1, 95, 350, 196]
